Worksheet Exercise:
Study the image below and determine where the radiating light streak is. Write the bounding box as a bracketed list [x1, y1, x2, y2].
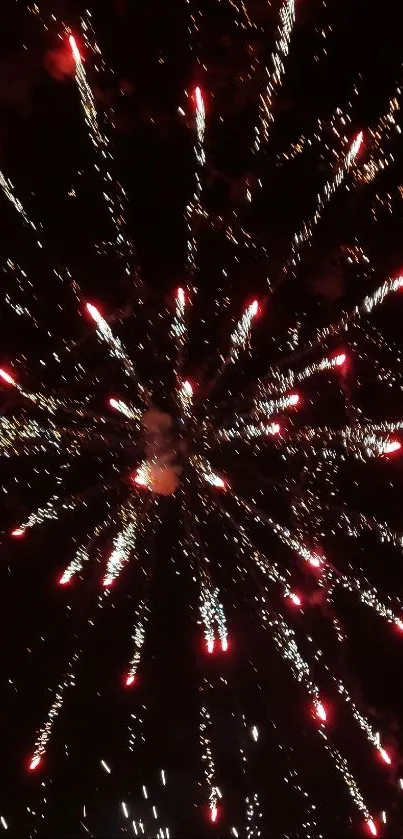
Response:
[192, 456, 226, 489]
[216, 420, 280, 443]
[260, 599, 374, 826]
[178, 379, 193, 417]
[185, 87, 206, 292]
[0, 169, 38, 232]
[28, 592, 110, 770]
[232, 493, 323, 569]
[200, 695, 220, 824]
[59, 511, 118, 584]
[171, 287, 188, 383]
[103, 503, 137, 586]
[253, 391, 300, 417]
[200, 586, 228, 654]
[28, 650, 80, 770]
[260, 351, 346, 399]
[254, 0, 296, 153]
[0, 171, 80, 300]
[12, 490, 78, 537]
[86, 303, 145, 395]
[281, 132, 363, 281]
[69, 35, 134, 267]
[125, 603, 148, 685]
[294, 273, 403, 358]
[101, 759, 111, 774]
[203, 300, 260, 395]
[109, 398, 141, 422]
[0, 366, 84, 415]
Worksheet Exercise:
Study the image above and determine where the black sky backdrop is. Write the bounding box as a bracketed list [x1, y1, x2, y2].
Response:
[1, 0, 403, 836]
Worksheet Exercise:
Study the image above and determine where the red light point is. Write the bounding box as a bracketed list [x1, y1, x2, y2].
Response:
[316, 701, 327, 722]
[29, 755, 41, 772]
[59, 573, 71, 586]
[125, 674, 136, 687]
[384, 440, 401, 454]
[221, 638, 228, 652]
[366, 818, 377, 837]
[207, 639, 215, 654]
[289, 393, 300, 406]
[11, 528, 25, 538]
[183, 380, 193, 396]
[250, 299, 259, 317]
[0, 368, 16, 386]
[210, 805, 218, 823]
[395, 619, 403, 632]
[134, 474, 148, 487]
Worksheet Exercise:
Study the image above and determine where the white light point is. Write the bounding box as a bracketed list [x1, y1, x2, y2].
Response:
[195, 86, 203, 111]
[379, 747, 391, 765]
[69, 34, 81, 63]
[86, 302, 103, 325]
[0, 368, 16, 386]
[308, 554, 322, 569]
[351, 130, 364, 159]
[29, 755, 41, 771]
[251, 725, 259, 741]
[134, 472, 148, 488]
[122, 802, 129, 819]
[0, 817, 8, 831]
[334, 353, 347, 367]
[287, 592, 302, 607]
[101, 759, 111, 774]
[366, 818, 377, 837]
[316, 702, 327, 722]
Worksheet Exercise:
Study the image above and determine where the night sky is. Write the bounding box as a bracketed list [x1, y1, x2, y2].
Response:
[1, 0, 403, 836]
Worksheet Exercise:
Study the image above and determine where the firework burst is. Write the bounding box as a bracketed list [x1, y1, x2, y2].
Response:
[1, 3, 403, 836]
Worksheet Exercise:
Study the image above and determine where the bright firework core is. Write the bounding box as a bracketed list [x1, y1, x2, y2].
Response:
[133, 408, 185, 496]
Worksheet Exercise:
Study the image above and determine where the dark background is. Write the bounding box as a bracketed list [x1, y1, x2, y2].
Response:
[1, 0, 403, 836]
